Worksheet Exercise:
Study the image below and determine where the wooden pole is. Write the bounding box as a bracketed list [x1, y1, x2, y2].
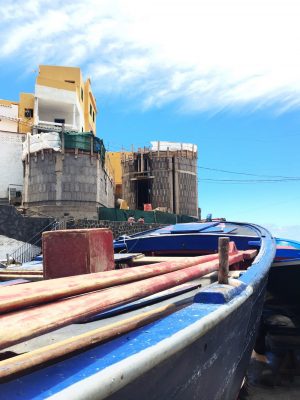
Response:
[0, 253, 224, 314]
[0, 253, 244, 350]
[0, 303, 178, 380]
[218, 237, 229, 284]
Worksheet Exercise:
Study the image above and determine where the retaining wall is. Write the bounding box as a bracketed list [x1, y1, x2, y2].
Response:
[67, 219, 165, 239]
[0, 205, 54, 245]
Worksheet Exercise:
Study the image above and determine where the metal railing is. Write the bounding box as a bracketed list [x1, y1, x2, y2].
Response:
[7, 220, 66, 265]
[7, 242, 41, 265]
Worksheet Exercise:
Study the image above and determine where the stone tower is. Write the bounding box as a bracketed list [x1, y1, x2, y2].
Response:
[122, 141, 198, 218]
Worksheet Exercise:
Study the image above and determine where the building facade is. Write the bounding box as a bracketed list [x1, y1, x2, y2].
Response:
[0, 66, 113, 216]
[0, 101, 25, 204]
[121, 142, 198, 218]
[19, 65, 97, 134]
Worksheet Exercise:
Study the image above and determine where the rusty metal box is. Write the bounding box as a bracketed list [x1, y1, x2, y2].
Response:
[43, 228, 114, 279]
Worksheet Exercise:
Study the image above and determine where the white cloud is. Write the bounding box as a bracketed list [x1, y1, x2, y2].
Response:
[1, 0, 300, 112]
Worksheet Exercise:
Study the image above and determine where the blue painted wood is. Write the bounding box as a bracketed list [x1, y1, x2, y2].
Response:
[114, 221, 263, 254]
[195, 281, 248, 304]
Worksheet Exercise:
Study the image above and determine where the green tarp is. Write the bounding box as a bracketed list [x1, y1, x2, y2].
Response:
[63, 132, 106, 165]
[99, 208, 198, 224]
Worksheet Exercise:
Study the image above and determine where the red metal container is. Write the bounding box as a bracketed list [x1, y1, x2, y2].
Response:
[43, 228, 114, 279]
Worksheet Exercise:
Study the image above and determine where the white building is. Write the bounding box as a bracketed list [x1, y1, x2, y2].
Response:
[0, 101, 24, 203]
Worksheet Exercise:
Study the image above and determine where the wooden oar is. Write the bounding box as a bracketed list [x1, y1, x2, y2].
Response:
[0, 252, 232, 314]
[0, 302, 180, 381]
[0, 252, 244, 350]
[0, 270, 42, 275]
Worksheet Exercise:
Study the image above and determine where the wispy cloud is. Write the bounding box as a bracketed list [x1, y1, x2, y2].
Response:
[1, 0, 300, 112]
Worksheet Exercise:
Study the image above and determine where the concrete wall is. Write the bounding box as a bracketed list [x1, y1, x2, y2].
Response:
[0, 205, 54, 245]
[24, 150, 114, 219]
[0, 131, 25, 199]
[122, 151, 198, 217]
[122, 157, 137, 209]
[151, 157, 173, 212]
[176, 156, 198, 217]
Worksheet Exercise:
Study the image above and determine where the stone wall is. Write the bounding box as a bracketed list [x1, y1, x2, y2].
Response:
[176, 156, 198, 217]
[122, 151, 198, 218]
[68, 219, 165, 239]
[0, 205, 54, 245]
[23, 150, 114, 219]
[151, 157, 173, 212]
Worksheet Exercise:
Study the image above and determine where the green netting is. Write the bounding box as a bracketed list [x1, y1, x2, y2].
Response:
[63, 132, 106, 165]
[98, 208, 198, 224]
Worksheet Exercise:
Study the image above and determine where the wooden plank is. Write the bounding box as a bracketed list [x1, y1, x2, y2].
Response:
[0, 270, 42, 275]
[0, 253, 231, 314]
[0, 253, 245, 350]
[242, 249, 258, 260]
[0, 303, 179, 380]
[132, 256, 187, 265]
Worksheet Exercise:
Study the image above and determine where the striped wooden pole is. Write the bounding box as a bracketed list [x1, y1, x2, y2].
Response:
[0, 252, 234, 314]
[0, 252, 244, 350]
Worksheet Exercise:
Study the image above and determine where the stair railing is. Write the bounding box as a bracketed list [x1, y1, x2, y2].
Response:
[7, 219, 66, 265]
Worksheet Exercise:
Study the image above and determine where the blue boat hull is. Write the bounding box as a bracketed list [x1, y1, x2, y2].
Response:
[0, 222, 275, 400]
[105, 277, 267, 400]
[267, 238, 300, 305]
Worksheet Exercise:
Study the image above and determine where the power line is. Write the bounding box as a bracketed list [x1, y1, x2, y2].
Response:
[199, 178, 300, 184]
[198, 165, 300, 179]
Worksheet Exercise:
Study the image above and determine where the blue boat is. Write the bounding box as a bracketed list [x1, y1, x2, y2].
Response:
[0, 221, 275, 400]
[114, 221, 269, 255]
[267, 237, 300, 305]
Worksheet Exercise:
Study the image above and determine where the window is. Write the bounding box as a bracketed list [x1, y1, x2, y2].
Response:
[65, 80, 75, 84]
[93, 111, 95, 122]
[24, 108, 33, 118]
[81, 88, 83, 101]
[90, 104, 92, 116]
[54, 118, 65, 125]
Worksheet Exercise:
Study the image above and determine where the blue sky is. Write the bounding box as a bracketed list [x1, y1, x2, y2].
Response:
[1, 0, 300, 239]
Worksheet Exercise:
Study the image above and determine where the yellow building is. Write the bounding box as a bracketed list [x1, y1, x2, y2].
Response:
[1, 65, 98, 135]
[106, 151, 133, 200]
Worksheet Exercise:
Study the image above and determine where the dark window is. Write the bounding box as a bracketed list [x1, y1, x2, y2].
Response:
[93, 111, 95, 122]
[90, 104, 92, 116]
[24, 108, 33, 118]
[81, 88, 83, 101]
[54, 118, 65, 125]
[65, 80, 75, 84]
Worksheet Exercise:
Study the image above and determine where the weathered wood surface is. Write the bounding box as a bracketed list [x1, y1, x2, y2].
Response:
[218, 237, 229, 284]
[0, 270, 42, 275]
[0, 252, 235, 314]
[0, 253, 244, 350]
[0, 303, 178, 380]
